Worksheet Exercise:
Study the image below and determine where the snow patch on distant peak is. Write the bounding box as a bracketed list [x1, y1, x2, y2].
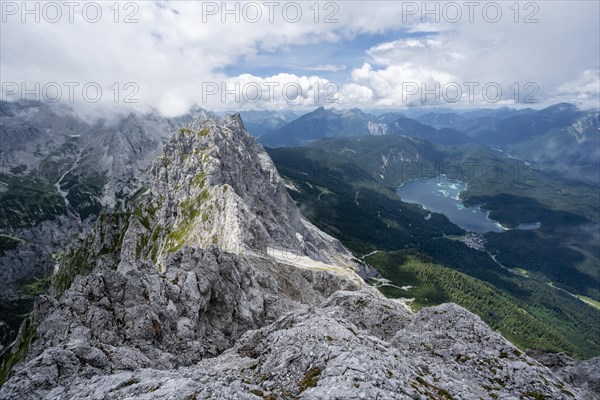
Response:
[368, 121, 388, 136]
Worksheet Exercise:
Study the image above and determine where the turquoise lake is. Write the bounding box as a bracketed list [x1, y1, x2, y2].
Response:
[396, 175, 506, 233]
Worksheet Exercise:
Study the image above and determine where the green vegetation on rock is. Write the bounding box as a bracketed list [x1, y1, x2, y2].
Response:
[198, 128, 209, 137]
[16, 276, 52, 298]
[166, 190, 209, 252]
[53, 212, 131, 296]
[298, 368, 321, 392]
[0, 318, 36, 386]
[0, 235, 19, 257]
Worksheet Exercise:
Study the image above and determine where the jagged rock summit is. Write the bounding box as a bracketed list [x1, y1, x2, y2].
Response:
[0, 114, 597, 399]
[142, 113, 352, 268]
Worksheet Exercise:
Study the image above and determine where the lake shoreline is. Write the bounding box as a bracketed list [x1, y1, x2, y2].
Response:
[397, 175, 540, 234]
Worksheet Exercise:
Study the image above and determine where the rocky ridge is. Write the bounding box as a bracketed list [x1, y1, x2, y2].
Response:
[0, 114, 597, 399]
[139, 114, 352, 267]
[0, 102, 211, 348]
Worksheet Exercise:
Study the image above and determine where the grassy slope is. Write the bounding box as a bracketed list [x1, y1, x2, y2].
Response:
[367, 251, 578, 355]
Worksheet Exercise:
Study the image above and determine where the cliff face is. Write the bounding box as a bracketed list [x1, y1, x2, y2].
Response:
[0, 114, 595, 399]
[138, 114, 352, 266]
[0, 102, 205, 344]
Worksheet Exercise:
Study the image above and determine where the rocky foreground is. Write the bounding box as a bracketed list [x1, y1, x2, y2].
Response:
[1, 115, 598, 399]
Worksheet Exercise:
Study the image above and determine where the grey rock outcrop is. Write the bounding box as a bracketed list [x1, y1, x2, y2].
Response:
[2, 289, 589, 399]
[532, 352, 600, 397]
[139, 114, 351, 266]
[0, 102, 211, 348]
[0, 216, 82, 301]
[1, 247, 362, 399]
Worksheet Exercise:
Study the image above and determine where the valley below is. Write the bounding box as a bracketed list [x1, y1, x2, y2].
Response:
[265, 104, 600, 361]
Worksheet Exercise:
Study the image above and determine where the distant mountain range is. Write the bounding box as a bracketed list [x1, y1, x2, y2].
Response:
[255, 102, 597, 150]
[414, 103, 599, 184]
[253, 103, 598, 184]
[258, 107, 472, 147]
[259, 107, 378, 146]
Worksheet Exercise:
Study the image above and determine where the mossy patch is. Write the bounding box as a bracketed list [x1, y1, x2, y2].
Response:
[520, 392, 548, 400]
[16, 276, 52, 298]
[192, 171, 206, 188]
[165, 190, 210, 252]
[0, 235, 19, 257]
[53, 212, 130, 295]
[0, 318, 36, 386]
[298, 367, 321, 392]
[52, 240, 95, 295]
[128, 186, 148, 205]
[414, 376, 455, 400]
[161, 156, 172, 167]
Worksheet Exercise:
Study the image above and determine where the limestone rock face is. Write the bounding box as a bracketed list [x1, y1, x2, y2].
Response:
[533, 352, 600, 398]
[0, 216, 82, 302]
[0, 114, 595, 399]
[2, 289, 590, 399]
[0, 102, 210, 350]
[139, 114, 351, 266]
[1, 247, 362, 399]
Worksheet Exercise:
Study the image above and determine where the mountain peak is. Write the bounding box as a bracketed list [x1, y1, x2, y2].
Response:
[224, 113, 245, 130]
[309, 106, 330, 116]
[123, 114, 354, 269]
[541, 102, 577, 113]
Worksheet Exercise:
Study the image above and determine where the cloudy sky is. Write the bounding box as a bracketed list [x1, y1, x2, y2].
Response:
[1, 0, 599, 117]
